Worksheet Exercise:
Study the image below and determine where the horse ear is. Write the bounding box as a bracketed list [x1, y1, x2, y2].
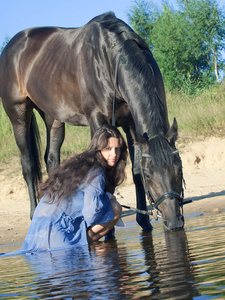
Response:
[134, 132, 147, 145]
[130, 128, 148, 149]
[165, 117, 178, 145]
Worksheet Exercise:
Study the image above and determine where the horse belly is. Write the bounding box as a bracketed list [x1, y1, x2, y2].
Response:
[55, 104, 89, 126]
[26, 75, 89, 126]
[36, 97, 89, 126]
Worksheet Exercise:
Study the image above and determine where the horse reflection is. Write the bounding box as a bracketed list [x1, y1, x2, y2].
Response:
[140, 230, 199, 298]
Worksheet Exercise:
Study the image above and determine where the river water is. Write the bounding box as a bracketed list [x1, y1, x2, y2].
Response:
[0, 210, 225, 299]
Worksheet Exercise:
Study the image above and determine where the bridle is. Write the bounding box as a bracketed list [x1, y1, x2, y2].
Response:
[141, 150, 184, 215]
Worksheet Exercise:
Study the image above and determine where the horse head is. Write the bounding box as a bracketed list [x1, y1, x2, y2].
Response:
[133, 118, 184, 231]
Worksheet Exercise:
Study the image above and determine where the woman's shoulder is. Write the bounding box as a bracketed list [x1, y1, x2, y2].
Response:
[86, 166, 105, 179]
[81, 166, 106, 190]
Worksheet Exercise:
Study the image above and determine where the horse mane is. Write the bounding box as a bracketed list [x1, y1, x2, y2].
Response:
[98, 12, 149, 51]
[149, 135, 174, 167]
[95, 13, 168, 136]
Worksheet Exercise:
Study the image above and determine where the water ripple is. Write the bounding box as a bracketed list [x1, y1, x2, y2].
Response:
[0, 212, 225, 299]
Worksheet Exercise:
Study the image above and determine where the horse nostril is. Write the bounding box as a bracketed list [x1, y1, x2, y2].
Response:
[164, 216, 184, 231]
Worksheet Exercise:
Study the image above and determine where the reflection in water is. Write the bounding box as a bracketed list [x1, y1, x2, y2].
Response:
[0, 212, 225, 299]
[24, 241, 133, 299]
[140, 230, 199, 299]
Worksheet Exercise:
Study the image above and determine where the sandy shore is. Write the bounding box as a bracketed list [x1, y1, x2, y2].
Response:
[0, 136, 225, 245]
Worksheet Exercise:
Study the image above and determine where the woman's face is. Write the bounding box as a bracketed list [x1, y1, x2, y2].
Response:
[101, 137, 121, 167]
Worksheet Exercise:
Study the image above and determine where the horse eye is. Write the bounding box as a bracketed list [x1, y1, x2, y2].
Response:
[144, 172, 151, 180]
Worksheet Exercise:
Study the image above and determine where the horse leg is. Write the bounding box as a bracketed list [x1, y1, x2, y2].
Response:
[133, 172, 153, 231]
[10, 106, 42, 220]
[39, 113, 65, 173]
[123, 125, 153, 231]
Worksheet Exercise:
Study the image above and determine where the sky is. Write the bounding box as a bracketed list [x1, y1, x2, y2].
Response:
[0, 0, 224, 47]
[0, 0, 134, 45]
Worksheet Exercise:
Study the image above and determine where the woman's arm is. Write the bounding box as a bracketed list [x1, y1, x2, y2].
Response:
[82, 169, 114, 227]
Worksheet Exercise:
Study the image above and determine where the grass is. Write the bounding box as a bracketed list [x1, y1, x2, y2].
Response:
[0, 108, 91, 163]
[0, 106, 20, 160]
[0, 81, 225, 163]
[166, 82, 225, 143]
[34, 114, 91, 161]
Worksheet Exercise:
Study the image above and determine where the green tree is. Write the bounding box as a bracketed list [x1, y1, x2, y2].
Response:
[151, 5, 193, 90]
[128, 0, 159, 49]
[0, 36, 10, 54]
[178, 0, 225, 84]
[128, 0, 225, 93]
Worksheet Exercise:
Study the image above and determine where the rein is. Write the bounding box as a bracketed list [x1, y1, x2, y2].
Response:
[112, 86, 117, 127]
[112, 56, 120, 127]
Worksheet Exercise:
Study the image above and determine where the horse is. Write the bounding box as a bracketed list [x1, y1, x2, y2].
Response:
[0, 12, 184, 231]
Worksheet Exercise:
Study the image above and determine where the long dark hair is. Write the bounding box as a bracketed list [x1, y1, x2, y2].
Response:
[39, 125, 128, 204]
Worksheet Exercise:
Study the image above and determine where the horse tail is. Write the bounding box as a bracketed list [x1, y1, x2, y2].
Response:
[30, 113, 42, 199]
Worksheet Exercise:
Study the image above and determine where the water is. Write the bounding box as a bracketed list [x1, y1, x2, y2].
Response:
[0, 211, 225, 299]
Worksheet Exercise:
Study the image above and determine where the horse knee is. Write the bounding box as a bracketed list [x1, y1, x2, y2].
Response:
[46, 153, 60, 173]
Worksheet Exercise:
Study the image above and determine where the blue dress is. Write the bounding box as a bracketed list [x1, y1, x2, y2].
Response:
[1, 167, 114, 256]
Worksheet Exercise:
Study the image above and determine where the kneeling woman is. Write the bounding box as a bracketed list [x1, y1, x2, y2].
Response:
[2, 125, 128, 255]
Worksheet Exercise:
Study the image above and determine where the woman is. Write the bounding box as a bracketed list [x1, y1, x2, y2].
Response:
[2, 125, 128, 255]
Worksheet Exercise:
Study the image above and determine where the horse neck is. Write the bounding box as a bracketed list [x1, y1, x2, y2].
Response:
[117, 64, 170, 138]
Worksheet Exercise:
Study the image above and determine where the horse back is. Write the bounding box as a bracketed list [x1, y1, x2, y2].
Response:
[0, 26, 92, 124]
[0, 13, 145, 128]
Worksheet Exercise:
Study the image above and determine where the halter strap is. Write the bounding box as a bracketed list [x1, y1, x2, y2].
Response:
[112, 57, 120, 127]
[140, 149, 184, 213]
[112, 89, 116, 127]
[153, 191, 183, 209]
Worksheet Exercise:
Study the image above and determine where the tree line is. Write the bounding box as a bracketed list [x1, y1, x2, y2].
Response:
[0, 36, 10, 54]
[128, 0, 225, 93]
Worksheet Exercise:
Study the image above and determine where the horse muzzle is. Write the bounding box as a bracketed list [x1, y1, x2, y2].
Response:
[154, 192, 185, 231]
[163, 214, 184, 231]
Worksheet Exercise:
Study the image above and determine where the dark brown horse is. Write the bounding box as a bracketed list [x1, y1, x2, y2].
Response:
[0, 12, 184, 231]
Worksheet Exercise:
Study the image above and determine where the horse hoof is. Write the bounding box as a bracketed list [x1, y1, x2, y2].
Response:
[142, 224, 153, 232]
